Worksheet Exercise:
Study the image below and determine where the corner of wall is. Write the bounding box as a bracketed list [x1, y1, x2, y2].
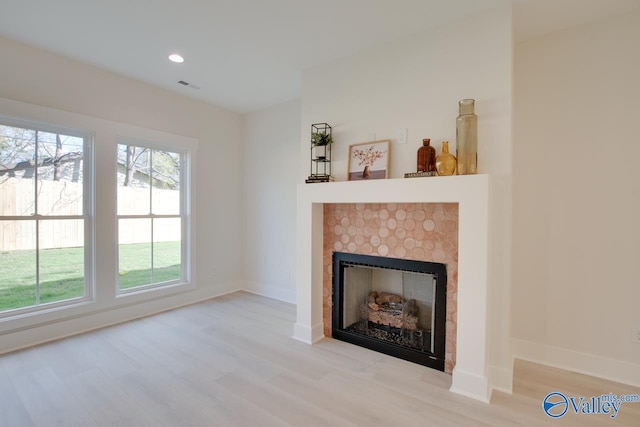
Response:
[512, 338, 640, 388]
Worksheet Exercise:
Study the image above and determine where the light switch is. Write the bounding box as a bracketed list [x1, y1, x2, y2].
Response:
[396, 128, 408, 144]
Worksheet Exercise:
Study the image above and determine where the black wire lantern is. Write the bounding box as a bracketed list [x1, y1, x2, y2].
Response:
[306, 123, 333, 183]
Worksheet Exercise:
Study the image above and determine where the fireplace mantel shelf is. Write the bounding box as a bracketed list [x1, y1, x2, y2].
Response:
[295, 173, 495, 402]
[298, 174, 490, 204]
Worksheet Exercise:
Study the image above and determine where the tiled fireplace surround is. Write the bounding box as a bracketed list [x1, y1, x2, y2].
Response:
[323, 202, 459, 374]
[294, 175, 494, 402]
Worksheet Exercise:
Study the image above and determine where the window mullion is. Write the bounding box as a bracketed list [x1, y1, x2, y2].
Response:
[150, 217, 155, 284]
[34, 130, 40, 305]
[35, 218, 40, 306]
[149, 150, 154, 284]
[116, 214, 179, 219]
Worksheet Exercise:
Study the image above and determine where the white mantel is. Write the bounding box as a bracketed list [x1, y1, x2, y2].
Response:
[294, 175, 495, 402]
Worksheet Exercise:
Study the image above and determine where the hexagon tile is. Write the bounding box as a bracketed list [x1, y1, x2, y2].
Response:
[323, 202, 459, 374]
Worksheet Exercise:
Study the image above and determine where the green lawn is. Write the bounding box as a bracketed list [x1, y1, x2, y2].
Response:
[0, 241, 181, 312]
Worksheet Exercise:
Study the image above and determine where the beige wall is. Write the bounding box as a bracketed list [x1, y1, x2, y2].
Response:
[512, 10, 640, 386]
[0, 36, 243, 350]
[300, 8, 512, 182]
[241, 99, 301, 303]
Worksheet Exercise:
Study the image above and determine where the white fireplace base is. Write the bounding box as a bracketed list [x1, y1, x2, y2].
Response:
[295, 175, 495, 402]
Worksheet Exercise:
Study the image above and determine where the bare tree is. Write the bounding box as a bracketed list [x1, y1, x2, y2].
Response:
[150, 151, 180, 190]
[53, 134, 63, 181]
[122, 146, 150, 187]
[124, 145, 136, 187]
[0, 126, 35, 167]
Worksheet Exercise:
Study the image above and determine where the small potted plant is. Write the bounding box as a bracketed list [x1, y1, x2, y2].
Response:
[311, 132, 334, 147]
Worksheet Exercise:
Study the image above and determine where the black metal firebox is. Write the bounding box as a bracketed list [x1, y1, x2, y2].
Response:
[332, 252, 447, 371]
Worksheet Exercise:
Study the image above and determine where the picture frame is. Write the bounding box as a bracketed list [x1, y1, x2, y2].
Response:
[347, 139, 390, 181]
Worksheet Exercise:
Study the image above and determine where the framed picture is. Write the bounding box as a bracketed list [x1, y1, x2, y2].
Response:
[347, 139, 390, 181]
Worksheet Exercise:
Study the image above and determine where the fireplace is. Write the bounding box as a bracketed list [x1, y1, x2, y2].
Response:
[295, 176, 504, 402]
[332, 252, 447, 371]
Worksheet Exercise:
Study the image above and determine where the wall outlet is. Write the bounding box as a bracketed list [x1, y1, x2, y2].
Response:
[396, 128, 408, 144]
[633, 325, 640, 344]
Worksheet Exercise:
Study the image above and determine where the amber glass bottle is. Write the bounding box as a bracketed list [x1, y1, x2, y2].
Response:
[417, 138, 436, 173]
[436, 141, 457, 176]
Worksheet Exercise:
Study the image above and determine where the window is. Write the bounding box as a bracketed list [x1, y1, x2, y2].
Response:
[0, 117, 93, 316]
[116, 140, 186, 292]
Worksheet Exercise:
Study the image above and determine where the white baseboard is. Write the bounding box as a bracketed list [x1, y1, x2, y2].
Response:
[512, 338, 640, 388]
[0, 280, 297, 357]
[292, 322, 325, 344]
[0, 283, 241, 356]
[450, 367, 491, 403]
[242, 282, 324, 344]
[489, 364, 514, 395]
[242, 281, 296, 304]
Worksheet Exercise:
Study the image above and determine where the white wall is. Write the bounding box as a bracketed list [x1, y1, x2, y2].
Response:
[241, 100, 301, 303]
[512, 10, 640, 386]
[299, 7, 513, 392]
[0, 36, 243, 351]
[300, 9, 512, 182]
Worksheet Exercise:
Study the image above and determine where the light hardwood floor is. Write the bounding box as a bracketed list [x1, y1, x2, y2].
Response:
[0, 291, 638, 426]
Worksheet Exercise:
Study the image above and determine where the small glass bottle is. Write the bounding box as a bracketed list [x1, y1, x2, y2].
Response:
[417, 138, 436, 173]
[436, 141, 457, 176]
[456, 99, 478, 175]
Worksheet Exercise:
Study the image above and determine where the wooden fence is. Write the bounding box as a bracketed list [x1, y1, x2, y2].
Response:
[0, 178, 180, 250]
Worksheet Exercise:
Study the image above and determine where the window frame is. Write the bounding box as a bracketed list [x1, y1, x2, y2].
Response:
[115, 137, 191, 295]
[0, 114, 95, 319]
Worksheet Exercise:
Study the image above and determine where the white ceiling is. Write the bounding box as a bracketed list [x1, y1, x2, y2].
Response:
[1, 0, 638, 113]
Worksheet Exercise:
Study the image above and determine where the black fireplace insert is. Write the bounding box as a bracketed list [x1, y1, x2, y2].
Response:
[332, 252, 447, 371]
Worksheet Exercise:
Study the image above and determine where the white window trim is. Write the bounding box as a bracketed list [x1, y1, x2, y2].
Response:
[0, 98, 200, 338]
[115, 136, 194, 296]
[0, 114, 95, 320]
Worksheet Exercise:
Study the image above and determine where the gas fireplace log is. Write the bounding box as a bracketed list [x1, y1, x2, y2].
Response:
[361, 292, 420, 330]
[367, 310, 418, 330]
[375, 292, 403, 305]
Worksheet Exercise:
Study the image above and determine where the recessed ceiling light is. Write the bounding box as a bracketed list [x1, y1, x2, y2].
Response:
[168, 54, 184, 63]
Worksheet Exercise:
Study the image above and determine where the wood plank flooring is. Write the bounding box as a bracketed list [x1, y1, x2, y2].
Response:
[0, 291, 638, 426]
